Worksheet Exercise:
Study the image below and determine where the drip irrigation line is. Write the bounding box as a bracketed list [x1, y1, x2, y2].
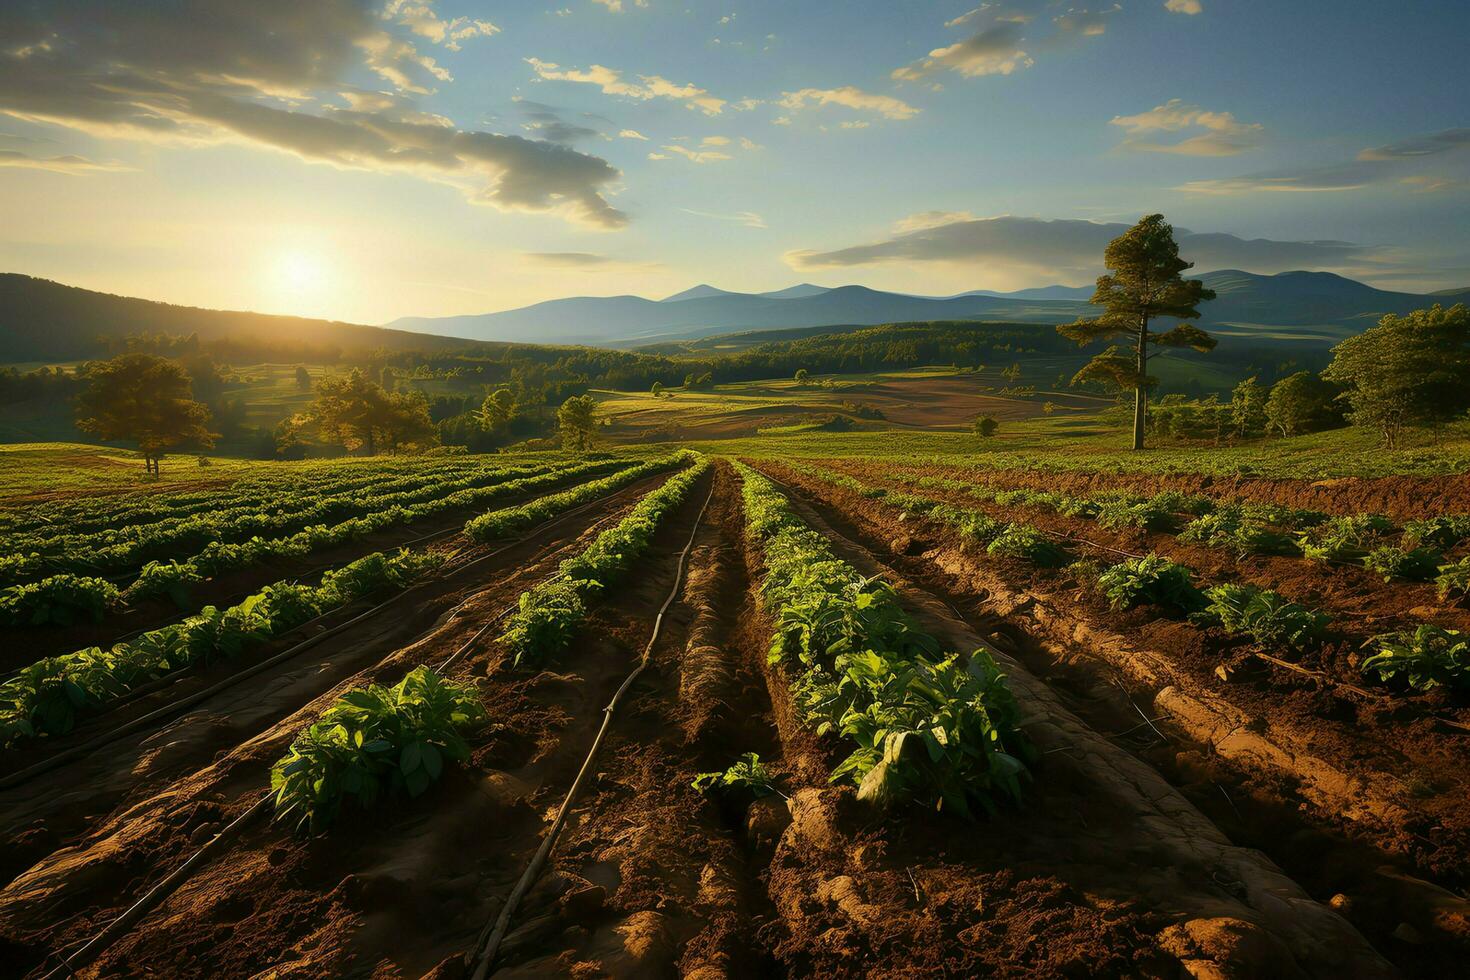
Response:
[0, 480, 652, 791]
[465, 479, 715, 980]
[26, 465, 699, 979]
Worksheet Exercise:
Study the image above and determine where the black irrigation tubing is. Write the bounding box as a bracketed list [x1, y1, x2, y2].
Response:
[33, 467, 709, 980]
[464, 478, 715, 980]
[0, 477, 661, 792]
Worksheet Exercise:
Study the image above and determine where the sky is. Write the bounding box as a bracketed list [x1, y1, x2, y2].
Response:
[1, 0, 1468, 326]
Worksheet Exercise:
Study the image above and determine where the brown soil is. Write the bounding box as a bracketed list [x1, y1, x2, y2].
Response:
[0, 461, 1431, 978]
[758, 460, 1470, 975]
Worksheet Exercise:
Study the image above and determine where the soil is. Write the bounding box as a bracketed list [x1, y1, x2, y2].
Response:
[0, 460, 1444, 978]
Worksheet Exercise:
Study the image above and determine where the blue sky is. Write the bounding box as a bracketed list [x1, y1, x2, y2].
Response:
[1, 0, 1467, 324]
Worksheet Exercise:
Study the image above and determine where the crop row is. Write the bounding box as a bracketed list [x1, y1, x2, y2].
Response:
[737, 463, 1031, 816]
[1, 457, 598, 585]
[864, 466, 1470, 594]
[0, 458, 637, 629]
[0, 454, 509, 543]
[794, 464, 1469, 695]
[498, 456, 710, 665]
[464, 451, 696, 542]
[0, 548, 442, 746]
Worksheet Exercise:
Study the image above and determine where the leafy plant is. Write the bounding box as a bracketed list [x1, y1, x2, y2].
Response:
[1360, 625, 1470, 692]
[0, 573, 119, 627]
[1096, 554, 1204, 614]
[986, 523, 1067, 567]
[1298, 514, 1392, 562]
[123, 559, 202, 607]
[1095, 499, 1175, 533]
[1437, 557, 1470, 605]
[1363, 545, 1443, 583]
[1403, 515, 1470, 551]
[1194, 584, 1329, 653]
[271, 666, 485, 832]
[693, 752, 779, 798]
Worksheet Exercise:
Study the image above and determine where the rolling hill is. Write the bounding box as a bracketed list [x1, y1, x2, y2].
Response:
[389, 270, 1452, 347]
[0, 275, 496, 362]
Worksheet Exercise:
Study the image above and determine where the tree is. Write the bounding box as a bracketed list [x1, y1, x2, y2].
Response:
[478, 387, 517, 429]
[1229, 376, 1268, 438]
[1321, 303, 1470, 447]
[75, 353, 215, 474]
[973, 415, 999, 437]
[294, 365, 312, 391]
[1058, 214, 1217, 450]
[651, 381, 665, 398]
[794, 368, 809, 385]
[1264, 371, 1341, 437]
[312, 368, 438, 455]
[557, 394, 599, 451]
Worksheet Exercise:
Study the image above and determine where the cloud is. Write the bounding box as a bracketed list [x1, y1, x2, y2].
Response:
[383, 1, 499, 51]
[777, 86, 920, 121]
[526, 59, 726, 116]
[0, 149, 133, 175]
[893, 23, 1032, 80]
[680, 207, 766, 229]
[655, 144, 731, 164]
[1165, 0, 1203, 14]
[1110, 99, 1264, 156]
[787, 214, 1378, 278]
[619, 129, 648, 140]
[515, 99, 600, 144]
[0, 1, 627, 228]
[1180, 128, 1470, 195]
[590, 0, 648, 11]
[892, 210, 976, 233]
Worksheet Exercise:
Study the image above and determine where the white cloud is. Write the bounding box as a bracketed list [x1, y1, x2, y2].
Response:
[590, 0, 648, 12]
[1181, 129, 1470, 194]
[1165, 0, 1204, 15]
[619, 129, 648, 140]
[383, 1, 499, 51]
[1110, 99, 1264, 156]
[526, 58, 726, 115]
[0, 149, 133, 175]
[655, 144, 731, 164]
[893, 24, 1033, 80]
[681, 207, 766, 229]
[701, 135, 731, 146]
[778, 86, 920, 121]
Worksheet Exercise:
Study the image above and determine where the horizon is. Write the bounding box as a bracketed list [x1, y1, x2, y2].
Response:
[2, 1, 1468, 329]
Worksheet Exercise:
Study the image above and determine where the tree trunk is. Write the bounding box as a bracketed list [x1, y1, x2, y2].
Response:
[1131, 314, 1149, 450]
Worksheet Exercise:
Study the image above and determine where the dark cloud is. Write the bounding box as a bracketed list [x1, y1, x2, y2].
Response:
[788, 215, 1376, 276]
[1182, 128, 1470, 195]
[523, 251, 616, 266]
[516, 100, 602, 145]
[0, 0, 627, 227]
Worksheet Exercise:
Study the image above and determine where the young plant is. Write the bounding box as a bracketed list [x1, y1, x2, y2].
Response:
[1096, 554, 1204, 614]
[692, 752, 780, 798]
[1437, 557, 1470, 605]
[0, 574, 120, 627]
[1363, 546, 1443, 583]
[271, 666, 485, 832]
[1195, 584, 1329, 653]
[986, 523, 1068, 567]
[1359, 625, 1470, 693]
[1402, 516, 1470, 551]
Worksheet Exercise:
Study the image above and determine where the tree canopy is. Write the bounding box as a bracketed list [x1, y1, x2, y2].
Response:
[557, 394, 599, 451]
[75, 352, 215, 473]
[1322, 303, 1470, 447]
[1058, 214, 1216, 449]
[310, 368, 437, 455]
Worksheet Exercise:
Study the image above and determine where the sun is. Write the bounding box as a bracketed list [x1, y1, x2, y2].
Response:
[275, 249, 325, 290]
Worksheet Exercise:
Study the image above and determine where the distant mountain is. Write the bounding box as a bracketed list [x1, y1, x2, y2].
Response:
[661, 284, 739, 302]
[1428, 286, 1470, 299]
[390, 269, 1452, 348]
[759, 283, 831, 299]
[964, 284, 1096, 301]
[0, 275, 494, 362]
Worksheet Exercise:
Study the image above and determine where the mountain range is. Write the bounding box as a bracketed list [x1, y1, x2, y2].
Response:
[389, 270, 1461, 347]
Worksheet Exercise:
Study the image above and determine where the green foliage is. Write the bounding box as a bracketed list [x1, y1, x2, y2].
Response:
[499, 458, 709, 665]
[271, 666, 485, 832]
[1298, 514, 1392, 562]
[557, 394, 599, 451]
[0, 548, 439, 745]
[986, 523, 1067, 567]
[465, 453, 689, 541]
[1363, 545, 1443, 583]
[1096, 554, 1204, 614]
[1194, 584, 1329, 653]
[1322, 303, 1470, 449]
[739, 464, 1030, 817]
[1402, 516, 1470, 550]
[1095, 498, 1175, 533]
[123, 559, 203, 607]
[0, 573, 119, 627]
[973, 415, 999, 438]
[1265, 371, 1343, 437]
[74, 352, 216, 473]
[692, 752, 779, 798]
[1179, 506, 1297, 558]
[1436, 558, 1470, 605]
[1360, 625, 1470, 692]
[311, 367, 437, 455]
